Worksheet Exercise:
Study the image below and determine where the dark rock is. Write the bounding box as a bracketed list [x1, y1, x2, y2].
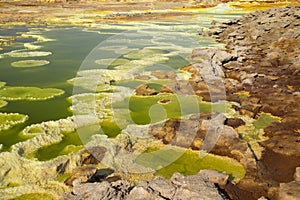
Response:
[56, 159, 70, 175]
[225, 118, 245, 128]
[88, 168, 114, 183]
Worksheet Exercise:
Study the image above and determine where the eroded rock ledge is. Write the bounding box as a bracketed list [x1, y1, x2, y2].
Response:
[196, 5, 300, 200]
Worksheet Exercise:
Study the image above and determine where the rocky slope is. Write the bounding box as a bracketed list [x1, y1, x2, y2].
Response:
[197, 5, 300, 200]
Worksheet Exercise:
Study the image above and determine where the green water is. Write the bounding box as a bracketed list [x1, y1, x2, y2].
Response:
[0, 28, 114, 151]
[0, 7, 248, 157]
[113, 94, 230, 125]
[136, 147, 246, 181]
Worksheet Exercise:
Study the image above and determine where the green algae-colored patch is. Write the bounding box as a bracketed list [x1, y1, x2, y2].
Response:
[68, 94, 122, 137]
[100, 119, 122, 138]
[113, 94, 229, 125]
[36, 125, 99, 161]
[234, 91, 250, 99]
[56, 173, 73, 182]
[36, 131, 83, 161]
[13, 193, 56, 200]
[7, 182, 20, 187]
[0, 126, 34, 152]
[0, 100, 8, 108]
[0, 87, 64, 101]
[11, 60, 50, 68]
[253, 112, 281, 130]
[6, 50, 52, 58]
[95, 58, 130, 67]
[123, 48, 166, 60]
[237, 112, 281, 159]
[115, 79, 168, 89]
[238, 113, 281, 143]
[98, 45, 127, 50]
[115, 80, 146, 88]
[0, 81, 6, 89]
[136, 147, 245, 182]
[0, 113, 28, 132]
[147, 55, 190, 70]
[114, 59, 156, 70]
[59, 144, 84, 156]
[23, 125, 44, 136]
[147, 83, 164, 91]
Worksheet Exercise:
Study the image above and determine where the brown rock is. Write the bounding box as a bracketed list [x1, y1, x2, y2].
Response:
[135, 84, 158, 96]
[225, 118, 245, 128]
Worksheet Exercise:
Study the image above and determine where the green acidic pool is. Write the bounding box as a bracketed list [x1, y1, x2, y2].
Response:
[0, 8, 248, 159]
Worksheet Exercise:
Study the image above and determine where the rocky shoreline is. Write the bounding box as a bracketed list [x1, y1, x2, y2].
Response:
[200, 5, 300, 199]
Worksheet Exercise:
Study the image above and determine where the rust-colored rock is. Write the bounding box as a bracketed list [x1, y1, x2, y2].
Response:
[205, 5, 300, 200]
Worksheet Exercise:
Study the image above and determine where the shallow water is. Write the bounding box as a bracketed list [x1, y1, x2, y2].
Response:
[0, 6, 247, 154]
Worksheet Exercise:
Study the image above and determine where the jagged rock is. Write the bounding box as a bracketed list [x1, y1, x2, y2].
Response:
[146, 177, 176, 199]
[206, 5, 300, 200]
[180, 62, 226, 101]
[225, 118, 245, 128]
[63, 172, 224, 200]
[279, 168, 300, 200]
[294, 167, 300, 181]
[137, 172, 225, 200]
[279, 181, 300, 200]
[62, 180, 133, 200]
[126, 186, 164, 200]
[170, 173, 224, 200]
[198, 170, 229, 186]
